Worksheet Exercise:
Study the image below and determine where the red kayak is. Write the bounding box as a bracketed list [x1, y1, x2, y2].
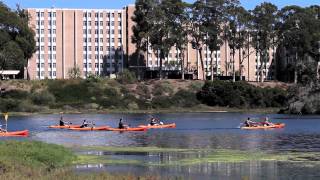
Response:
[68, 126, 110, 131]
[49, 125, 81, 129]
[107, 127, 147, 132]
[0, 130, 29, 137]
[138, 123, 176, 129]
[241, 123, 285, 130]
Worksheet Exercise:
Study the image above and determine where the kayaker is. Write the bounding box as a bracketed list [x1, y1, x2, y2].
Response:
[118, 118, 128, 129]
[59, 115, 67, 126]
[80, 119, 89, 128]
[244, 118, 256, 127]
[262, 117, 273, 126]
[150, 118, 157, 126]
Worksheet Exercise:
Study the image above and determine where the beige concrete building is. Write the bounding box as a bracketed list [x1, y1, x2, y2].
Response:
[27, 5, 275, 81]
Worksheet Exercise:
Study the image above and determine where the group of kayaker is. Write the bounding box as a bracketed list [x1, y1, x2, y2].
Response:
[243, 117, 273, 127]
[59, 114, 164, 129]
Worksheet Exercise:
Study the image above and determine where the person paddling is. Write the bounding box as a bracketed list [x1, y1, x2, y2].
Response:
[59, 113, 71, 126]
[118, 118, 129, 129]
[262, 117, 273, 126]
[80, 119, 92, 128]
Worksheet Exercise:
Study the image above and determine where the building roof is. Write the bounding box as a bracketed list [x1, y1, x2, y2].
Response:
[0, 70, 20, 75]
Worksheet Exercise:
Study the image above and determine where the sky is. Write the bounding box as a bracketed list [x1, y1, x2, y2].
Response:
[1, 0, 319, 10]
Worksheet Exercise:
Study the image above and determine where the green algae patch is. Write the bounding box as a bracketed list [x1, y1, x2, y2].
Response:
[78, 146, 202, 153]
[75, 155, 141, 165]
[74, 146, 320, 166]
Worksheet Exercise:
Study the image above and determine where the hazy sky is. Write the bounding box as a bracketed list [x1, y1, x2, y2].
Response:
[2, 0, 319, 10]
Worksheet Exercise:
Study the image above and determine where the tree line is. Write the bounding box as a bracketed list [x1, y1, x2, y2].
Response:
[132, 0, 320, 83]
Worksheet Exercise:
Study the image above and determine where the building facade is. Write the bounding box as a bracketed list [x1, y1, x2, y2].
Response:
[27, 5, 275, 81]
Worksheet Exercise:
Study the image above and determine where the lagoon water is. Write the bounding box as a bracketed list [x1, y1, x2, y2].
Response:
[2, 112, 320, 179]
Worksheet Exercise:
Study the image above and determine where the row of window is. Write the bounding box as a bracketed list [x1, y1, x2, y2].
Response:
[83, 54, 122, 59]
[37, 20, 56, 26]
[83, 12, 122, 18]
[36, 46, 56, 51]
[83, 21, 121, 26]
[37, 71, 57, 77]
[36, 12, 56, 17]
[37, 29, 56, 34]
[37, 37, 56, 43]
[37, 54, 56, 59]
[83, 29, 121, 34]
[83, 37, 122, 44]
[83, 63, 122, 68]
[37, 63, 57, 68]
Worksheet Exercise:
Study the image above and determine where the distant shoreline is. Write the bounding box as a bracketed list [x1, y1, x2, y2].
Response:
[7, 107, 281, 116]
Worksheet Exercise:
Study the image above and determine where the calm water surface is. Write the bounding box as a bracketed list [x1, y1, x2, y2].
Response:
[1, 112, 320, 179]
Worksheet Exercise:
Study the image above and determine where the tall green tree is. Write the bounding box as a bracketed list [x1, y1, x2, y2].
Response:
[250, 2, 278, 82]
[0, 2, 36, 77]
[187, 0, 207, 80]
[132, 0, 155, 80]
[148, 0, 176, 80]
[204, 0, 238, 81]
[168, 0, 189, 80]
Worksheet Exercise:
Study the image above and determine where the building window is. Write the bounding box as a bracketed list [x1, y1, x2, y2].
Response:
[53, 12, 56, 17]
[83, 63, 87, 68]
[37, 12, 40, 17]
[41, 29, 44, 33]
[111, 30, 114, 34]
[53, 54, 56, 59]
[88, 21, 91, 26]
[41, 12, 44, 17]
[84, 46, 87, 51]
[100, 13, 103, 17]
[53, 71, 56, 76]
[95, 29, 98, 34]
[88, 46, 91, 51]
[95, 38, 98, 42]
[53, 46, 56, 51]
[37, 63, 40, 68]
[118, 38, 121, 42]
[95, 46, 98, 51]
[95, 55, 98, 59]
[53, 29, 56, 34]
[95, 63, 98, 68]
[100, 21, 103, 26]
[111, 21, 114, 26]
[40, 54, 44, 59]
[83, 29, 87, 34]
[88, 13, 91, 17]
[41, 71, 44, 76]
[95, 21, 98, 26]
[100, 46, 103, 51]
[83, 21, 87, 26]
[41, 21, 44, 25]
[88, 29, 91, 34]
[40, 37, 44, 42]
[100, 38, 103, 42]
[88, 54, 91, 59]
[95, 13, 98, 17]
[52, 21, 56, 26]
[88, 38, 91, 42]
[112, 38, 114, 43]
[83, 13, 87, 17]
[118, 13, 121, 18]
[83, 54, 86, 59]
[111, 13, 114, 18]
[119, 21, 122, 26]
[100, 29, 103, 34]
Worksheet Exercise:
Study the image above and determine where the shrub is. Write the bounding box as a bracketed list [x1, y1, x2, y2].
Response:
[151, 96, 173, 108]
[31, 90, 55, 105]
[153, 82, 174, 96]
[171, 90, 200, 107]
[117, 69, 136, 84]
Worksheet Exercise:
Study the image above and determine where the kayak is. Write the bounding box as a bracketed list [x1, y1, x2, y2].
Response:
[138, 123, 176, 129]
[49, 125, 81, 129]
[107, 127, 147, 132]
[69, 126, 110, 131]
[0, 130, 29, 137]
[241, 123, 285, 130]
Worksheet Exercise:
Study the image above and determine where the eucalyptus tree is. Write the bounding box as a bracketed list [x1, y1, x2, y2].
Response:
[132, 0, 155, 80]
[168, 0, 189, 80]
[250, 2, 278, 82]
[203, 0, 238, 81]
[278, 5, 320, 83]
[186, 0, 208, 80]
[147, 0, 177, 80]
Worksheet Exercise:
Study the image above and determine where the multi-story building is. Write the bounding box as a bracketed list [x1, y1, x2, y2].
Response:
[26, 5, 275, 81]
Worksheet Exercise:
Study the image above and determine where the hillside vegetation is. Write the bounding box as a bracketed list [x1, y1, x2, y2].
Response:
[0, 77, 288, 113]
